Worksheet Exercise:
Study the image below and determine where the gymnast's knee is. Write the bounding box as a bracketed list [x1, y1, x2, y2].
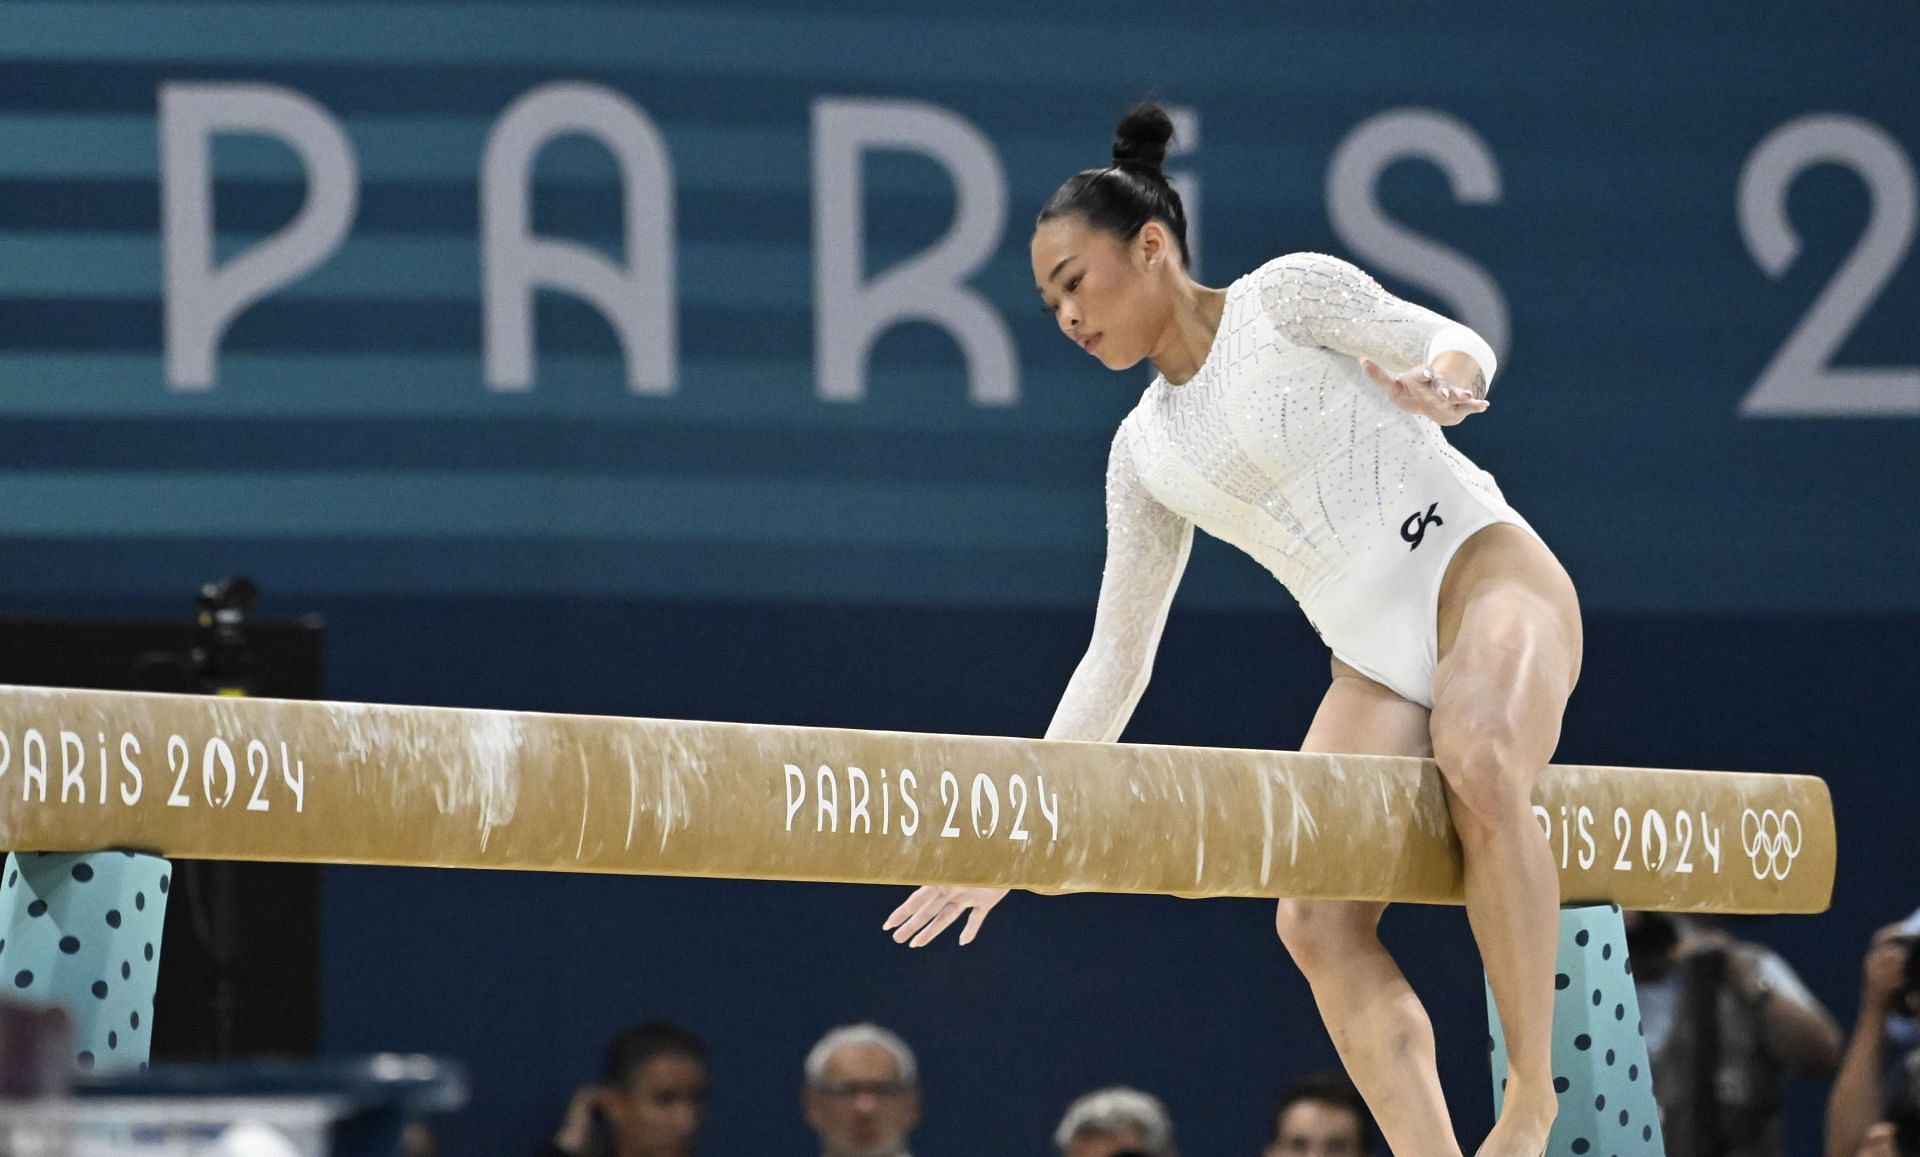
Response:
[1432, 727, 1534, 836]
[1274, 899, 1383, 975]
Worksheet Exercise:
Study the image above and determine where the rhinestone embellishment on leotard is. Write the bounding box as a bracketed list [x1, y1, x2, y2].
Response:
[1123, 252, 1507, 602]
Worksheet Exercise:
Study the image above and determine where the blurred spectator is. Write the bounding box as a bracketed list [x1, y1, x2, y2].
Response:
[543, 1021, 708, 1157]
[802, 1023, 922, 1157]
[1853, 1121, 1909, 1157]
[399, 1122, 438, 1157]
[1265, 1071, 1377, 1157]
[1625, 911, 1840, 1157]
[0, 1000, 70, 1097]
[1052, 1086, 1177, 1157]
[1826, 911, 1920, 1157]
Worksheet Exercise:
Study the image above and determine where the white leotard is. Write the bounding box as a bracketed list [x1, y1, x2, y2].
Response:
[1045, 252, 1533, 734]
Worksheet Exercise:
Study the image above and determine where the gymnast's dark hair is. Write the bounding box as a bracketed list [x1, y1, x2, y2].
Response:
[1037, 102, 1190, 267]
[601, 1021, 707, 1087]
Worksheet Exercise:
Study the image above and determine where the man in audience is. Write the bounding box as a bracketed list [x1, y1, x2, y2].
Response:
[1625, 910, 1840, 1157]
[1827, 911, 1920, 1157]
[399, 1122, 439, 1157]
[544, 1021, 709, 1157]
[802, 1023, 923, 1157]
[1052, 1086, 1177, 1157]
[1265, 1072, 1377, 1157]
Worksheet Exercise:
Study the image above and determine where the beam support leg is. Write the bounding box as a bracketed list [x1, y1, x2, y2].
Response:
[1487, 903, 1664, 1157]
[0, 851, 170, 1072]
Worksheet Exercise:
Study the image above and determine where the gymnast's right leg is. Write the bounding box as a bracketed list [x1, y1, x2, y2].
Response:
[1274, 661, 1461, 1157]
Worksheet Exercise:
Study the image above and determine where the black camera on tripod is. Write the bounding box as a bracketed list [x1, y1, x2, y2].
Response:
[192, 577, 260, 697]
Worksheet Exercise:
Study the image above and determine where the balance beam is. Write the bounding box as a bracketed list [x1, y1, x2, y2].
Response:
[0, 685, 1832, 912]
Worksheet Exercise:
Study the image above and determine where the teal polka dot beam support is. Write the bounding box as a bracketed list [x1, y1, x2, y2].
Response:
[1487, 903, 1664, 1157]
[0, 852, 168, 1073]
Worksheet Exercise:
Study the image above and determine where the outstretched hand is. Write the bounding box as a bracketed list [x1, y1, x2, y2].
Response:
[1359, 357, 1489, 426]
[883, 885, 1008, 947]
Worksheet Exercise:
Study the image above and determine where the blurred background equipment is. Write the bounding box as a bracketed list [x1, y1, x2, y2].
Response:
[0, 584, 325, 1061]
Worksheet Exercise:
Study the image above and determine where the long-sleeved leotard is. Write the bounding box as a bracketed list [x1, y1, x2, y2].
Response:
[1045, 252, 1532, 736]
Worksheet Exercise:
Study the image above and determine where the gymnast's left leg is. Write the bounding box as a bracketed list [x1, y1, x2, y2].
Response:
[1429, 525, 1583, 1157]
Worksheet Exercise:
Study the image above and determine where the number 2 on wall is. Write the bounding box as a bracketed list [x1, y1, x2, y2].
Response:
[1738, 114, 1919, 417]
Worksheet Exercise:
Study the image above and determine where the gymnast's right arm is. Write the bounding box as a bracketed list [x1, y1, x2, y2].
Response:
[882, 428, 1194, 948]
[1044, 426, 1195, 742]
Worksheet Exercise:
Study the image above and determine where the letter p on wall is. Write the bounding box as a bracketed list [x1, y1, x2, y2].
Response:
[161, 83, 359, 389]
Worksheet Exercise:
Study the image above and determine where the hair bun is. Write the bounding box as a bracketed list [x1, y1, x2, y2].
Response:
[1111, 103, 1175, 173]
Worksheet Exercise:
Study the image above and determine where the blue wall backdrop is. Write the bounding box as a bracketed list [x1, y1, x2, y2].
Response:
[1, 1, 1916, 1154]
[1, 1, 1914, 615]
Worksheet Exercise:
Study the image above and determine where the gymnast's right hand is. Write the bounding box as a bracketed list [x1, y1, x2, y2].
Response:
[883, 885, 1009, 947]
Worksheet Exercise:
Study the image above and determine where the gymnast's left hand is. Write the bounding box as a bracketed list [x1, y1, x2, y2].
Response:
[1358, 356, 1489, 425]
[883, 885, 1008, 947]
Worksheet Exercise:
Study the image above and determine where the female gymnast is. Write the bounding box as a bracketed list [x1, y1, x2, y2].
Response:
[882, 103, 1582, 1157]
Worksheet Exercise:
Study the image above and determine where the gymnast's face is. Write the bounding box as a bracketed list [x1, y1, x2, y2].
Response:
[600, 1052, 708, 1157]
[1033, 214, 1175, 373]
[803, 1043, 922, 1157]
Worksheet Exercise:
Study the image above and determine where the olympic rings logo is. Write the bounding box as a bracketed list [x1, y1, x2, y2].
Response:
[1740, 808, 1802, 880]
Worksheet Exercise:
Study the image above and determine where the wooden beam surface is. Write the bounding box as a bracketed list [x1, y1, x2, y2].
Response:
[0, 686, 1834, 913]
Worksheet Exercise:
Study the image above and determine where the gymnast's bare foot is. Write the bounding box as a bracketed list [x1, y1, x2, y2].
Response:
[1474, 1085, 1555, 1157]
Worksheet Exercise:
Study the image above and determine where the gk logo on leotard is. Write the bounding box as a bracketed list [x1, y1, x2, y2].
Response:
[1740, 808, 1802, 880]
[1400, 503, 1443, 551]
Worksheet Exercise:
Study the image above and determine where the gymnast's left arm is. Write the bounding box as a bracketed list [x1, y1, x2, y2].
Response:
[1257, 251, 1497, 426]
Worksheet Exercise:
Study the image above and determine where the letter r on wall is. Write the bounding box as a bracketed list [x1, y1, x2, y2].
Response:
[812, 98, 1016, 406]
